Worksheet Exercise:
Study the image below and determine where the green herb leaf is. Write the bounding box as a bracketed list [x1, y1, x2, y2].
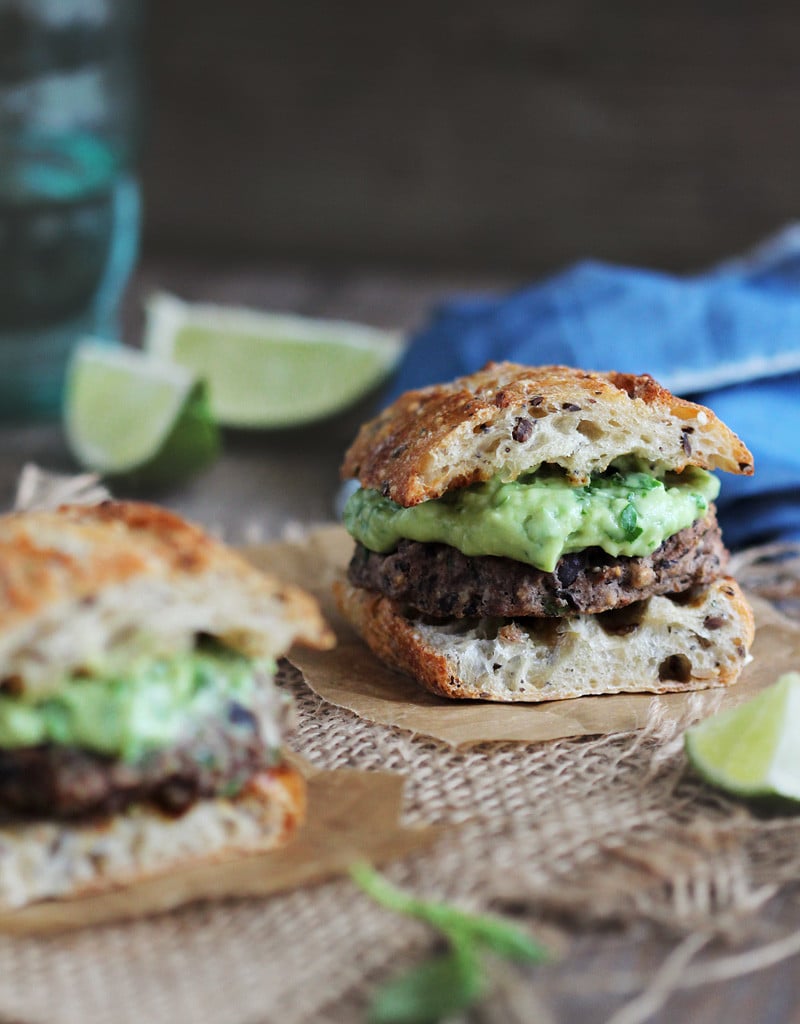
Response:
[452, 913, 547, 962]
[619, 502, 643, 540]
[369, 941, 485, 1024]
[351, 864, 548, 1023]
[350, 864, 544, 959]
[350, 862, 425, 914]
[401, 902, 544, 962]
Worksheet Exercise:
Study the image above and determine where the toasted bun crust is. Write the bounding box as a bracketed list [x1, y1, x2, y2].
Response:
[0, 501, 334, 696]
[334, 577, 754, 702]
[341, 363, 754, 506]
[0, 763, 304, 910]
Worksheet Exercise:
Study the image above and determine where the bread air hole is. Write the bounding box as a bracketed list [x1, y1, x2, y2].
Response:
[577, 419, 604, 441]
[595, 601, 646, 636]
[658, 653, 693, 683]
[666, 586, 708, 608]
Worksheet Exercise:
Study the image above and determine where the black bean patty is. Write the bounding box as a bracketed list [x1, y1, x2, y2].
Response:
[0, 705, 276, 821]
[347, 508, 728, 619]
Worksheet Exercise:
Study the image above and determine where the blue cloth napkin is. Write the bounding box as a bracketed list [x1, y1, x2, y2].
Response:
[387, 227, 800, 549]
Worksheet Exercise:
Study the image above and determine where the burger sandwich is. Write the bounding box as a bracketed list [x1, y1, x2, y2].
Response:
[0, 501, 333, 909]
[336, 363, 755, 702]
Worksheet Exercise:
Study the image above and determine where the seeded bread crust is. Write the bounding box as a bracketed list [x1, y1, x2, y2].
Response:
[0, 763, 305, 910]
[0, 501, 334, 697]
[341, 363, 754, 507]
[334, 577, 755, 702]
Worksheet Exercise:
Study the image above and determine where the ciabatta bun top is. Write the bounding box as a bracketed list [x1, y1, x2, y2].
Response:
[0, 501, 334, 696]
[342, 363, 754, 507]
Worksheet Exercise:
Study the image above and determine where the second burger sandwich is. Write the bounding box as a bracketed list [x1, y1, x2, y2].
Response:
[0, 501, 333, 909]
[336, 363, 755, 702]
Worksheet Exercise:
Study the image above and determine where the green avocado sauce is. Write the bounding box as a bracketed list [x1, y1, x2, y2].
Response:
[343, 460, 720, 573]
[0, 645, 275, 763]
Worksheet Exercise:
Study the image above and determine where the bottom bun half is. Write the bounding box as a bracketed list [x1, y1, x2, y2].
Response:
[335, 577, 755, 703]
[0, 763, 305, 910]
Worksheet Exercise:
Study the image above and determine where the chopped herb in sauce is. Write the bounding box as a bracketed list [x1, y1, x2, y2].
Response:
[344, 459, 720, 573]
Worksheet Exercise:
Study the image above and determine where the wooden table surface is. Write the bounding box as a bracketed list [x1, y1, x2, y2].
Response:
[1, 263, 798, 1024]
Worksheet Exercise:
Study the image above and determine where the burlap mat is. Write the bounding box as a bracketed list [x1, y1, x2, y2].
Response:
[0, 545, 799, 1023]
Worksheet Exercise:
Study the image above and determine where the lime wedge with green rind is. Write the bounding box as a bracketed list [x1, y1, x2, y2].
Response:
[144, 292, 405, 429]
[685, 672, 800, 800]
[64, 342, 220, 488]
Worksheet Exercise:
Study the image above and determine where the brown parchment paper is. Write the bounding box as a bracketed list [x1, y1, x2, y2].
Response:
[0, 762, 441, 935]
[244, 525, 800, 747]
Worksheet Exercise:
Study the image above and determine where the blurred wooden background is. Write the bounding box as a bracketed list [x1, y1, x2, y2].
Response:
[142, 1, 797, 274]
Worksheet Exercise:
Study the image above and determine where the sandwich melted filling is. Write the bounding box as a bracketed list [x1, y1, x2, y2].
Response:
[344, 459, 720, 574]
[0, 640, 278, 763]
[0, 640, 288, 820]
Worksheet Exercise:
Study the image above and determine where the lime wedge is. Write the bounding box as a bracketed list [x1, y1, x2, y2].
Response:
[144, 292, 405, 429]
[64, 342, 220, 487]
[685, 672, 800, 800]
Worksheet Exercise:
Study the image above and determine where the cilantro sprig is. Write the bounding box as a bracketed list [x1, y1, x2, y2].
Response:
[351, 863, 548, 1024]
[619, 501, 643, 541]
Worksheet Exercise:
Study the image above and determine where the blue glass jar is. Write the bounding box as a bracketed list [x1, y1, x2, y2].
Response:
[0, 0, 142, 420]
